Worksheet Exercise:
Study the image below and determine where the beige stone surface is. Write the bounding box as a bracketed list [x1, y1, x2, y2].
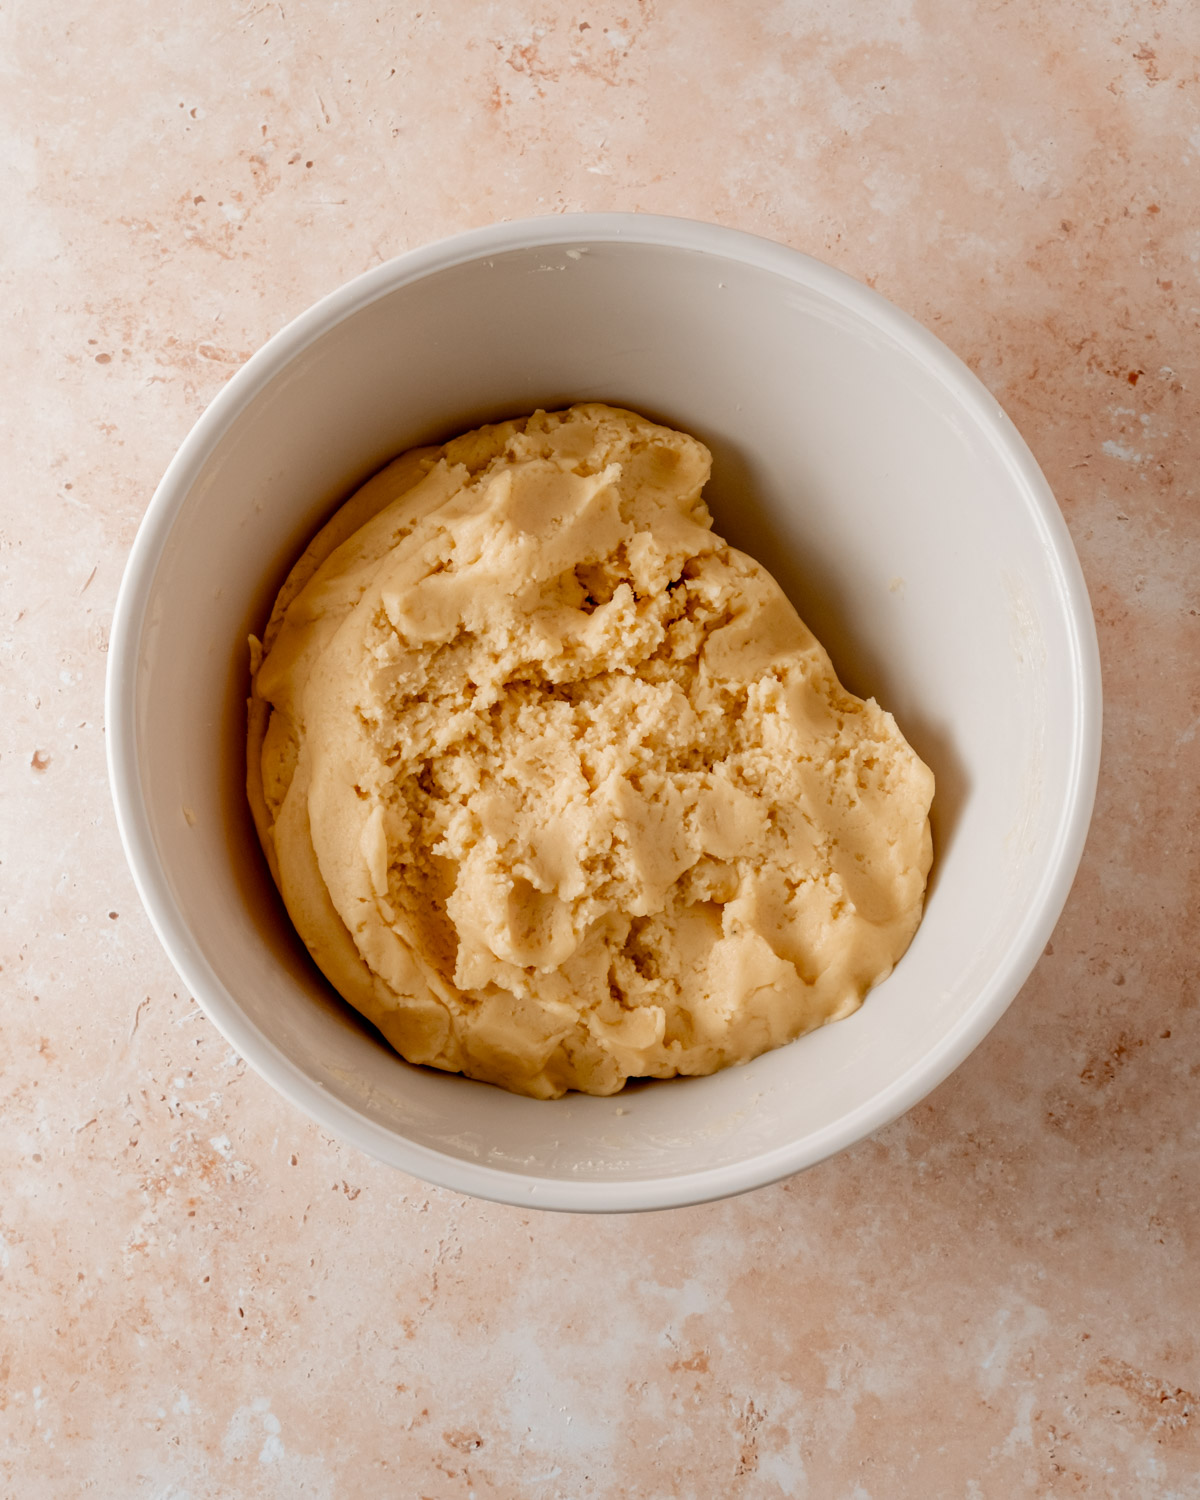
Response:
[2, 0, 1197, 1493]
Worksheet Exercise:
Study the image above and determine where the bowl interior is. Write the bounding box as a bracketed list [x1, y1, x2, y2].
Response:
[114, 226, 1094, 1208]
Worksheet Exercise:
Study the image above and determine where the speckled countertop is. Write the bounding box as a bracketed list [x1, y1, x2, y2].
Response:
[3, 1, 1198, 1494]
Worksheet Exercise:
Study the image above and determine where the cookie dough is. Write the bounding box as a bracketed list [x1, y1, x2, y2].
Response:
[248, 404, 933, 1098]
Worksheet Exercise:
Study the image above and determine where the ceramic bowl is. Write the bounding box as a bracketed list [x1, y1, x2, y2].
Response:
[107, 214, 1101, 1211]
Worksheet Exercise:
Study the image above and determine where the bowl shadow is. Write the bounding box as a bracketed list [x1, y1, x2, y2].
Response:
[691, 426, 970, 886]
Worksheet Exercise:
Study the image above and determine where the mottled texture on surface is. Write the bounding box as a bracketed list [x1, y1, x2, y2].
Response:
[1, 0, 1197, 1495]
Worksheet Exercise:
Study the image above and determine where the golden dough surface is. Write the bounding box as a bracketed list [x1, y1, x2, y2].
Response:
[248, 404, 933, 1098]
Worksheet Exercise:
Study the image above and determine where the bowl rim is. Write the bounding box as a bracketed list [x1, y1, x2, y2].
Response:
[106, 211, 1103, 1213]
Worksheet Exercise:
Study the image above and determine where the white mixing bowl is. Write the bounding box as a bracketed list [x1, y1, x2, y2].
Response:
[107, 214, 1100, 1212]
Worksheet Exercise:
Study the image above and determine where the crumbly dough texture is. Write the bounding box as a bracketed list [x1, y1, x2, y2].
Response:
[248, 404, 933, 1098]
